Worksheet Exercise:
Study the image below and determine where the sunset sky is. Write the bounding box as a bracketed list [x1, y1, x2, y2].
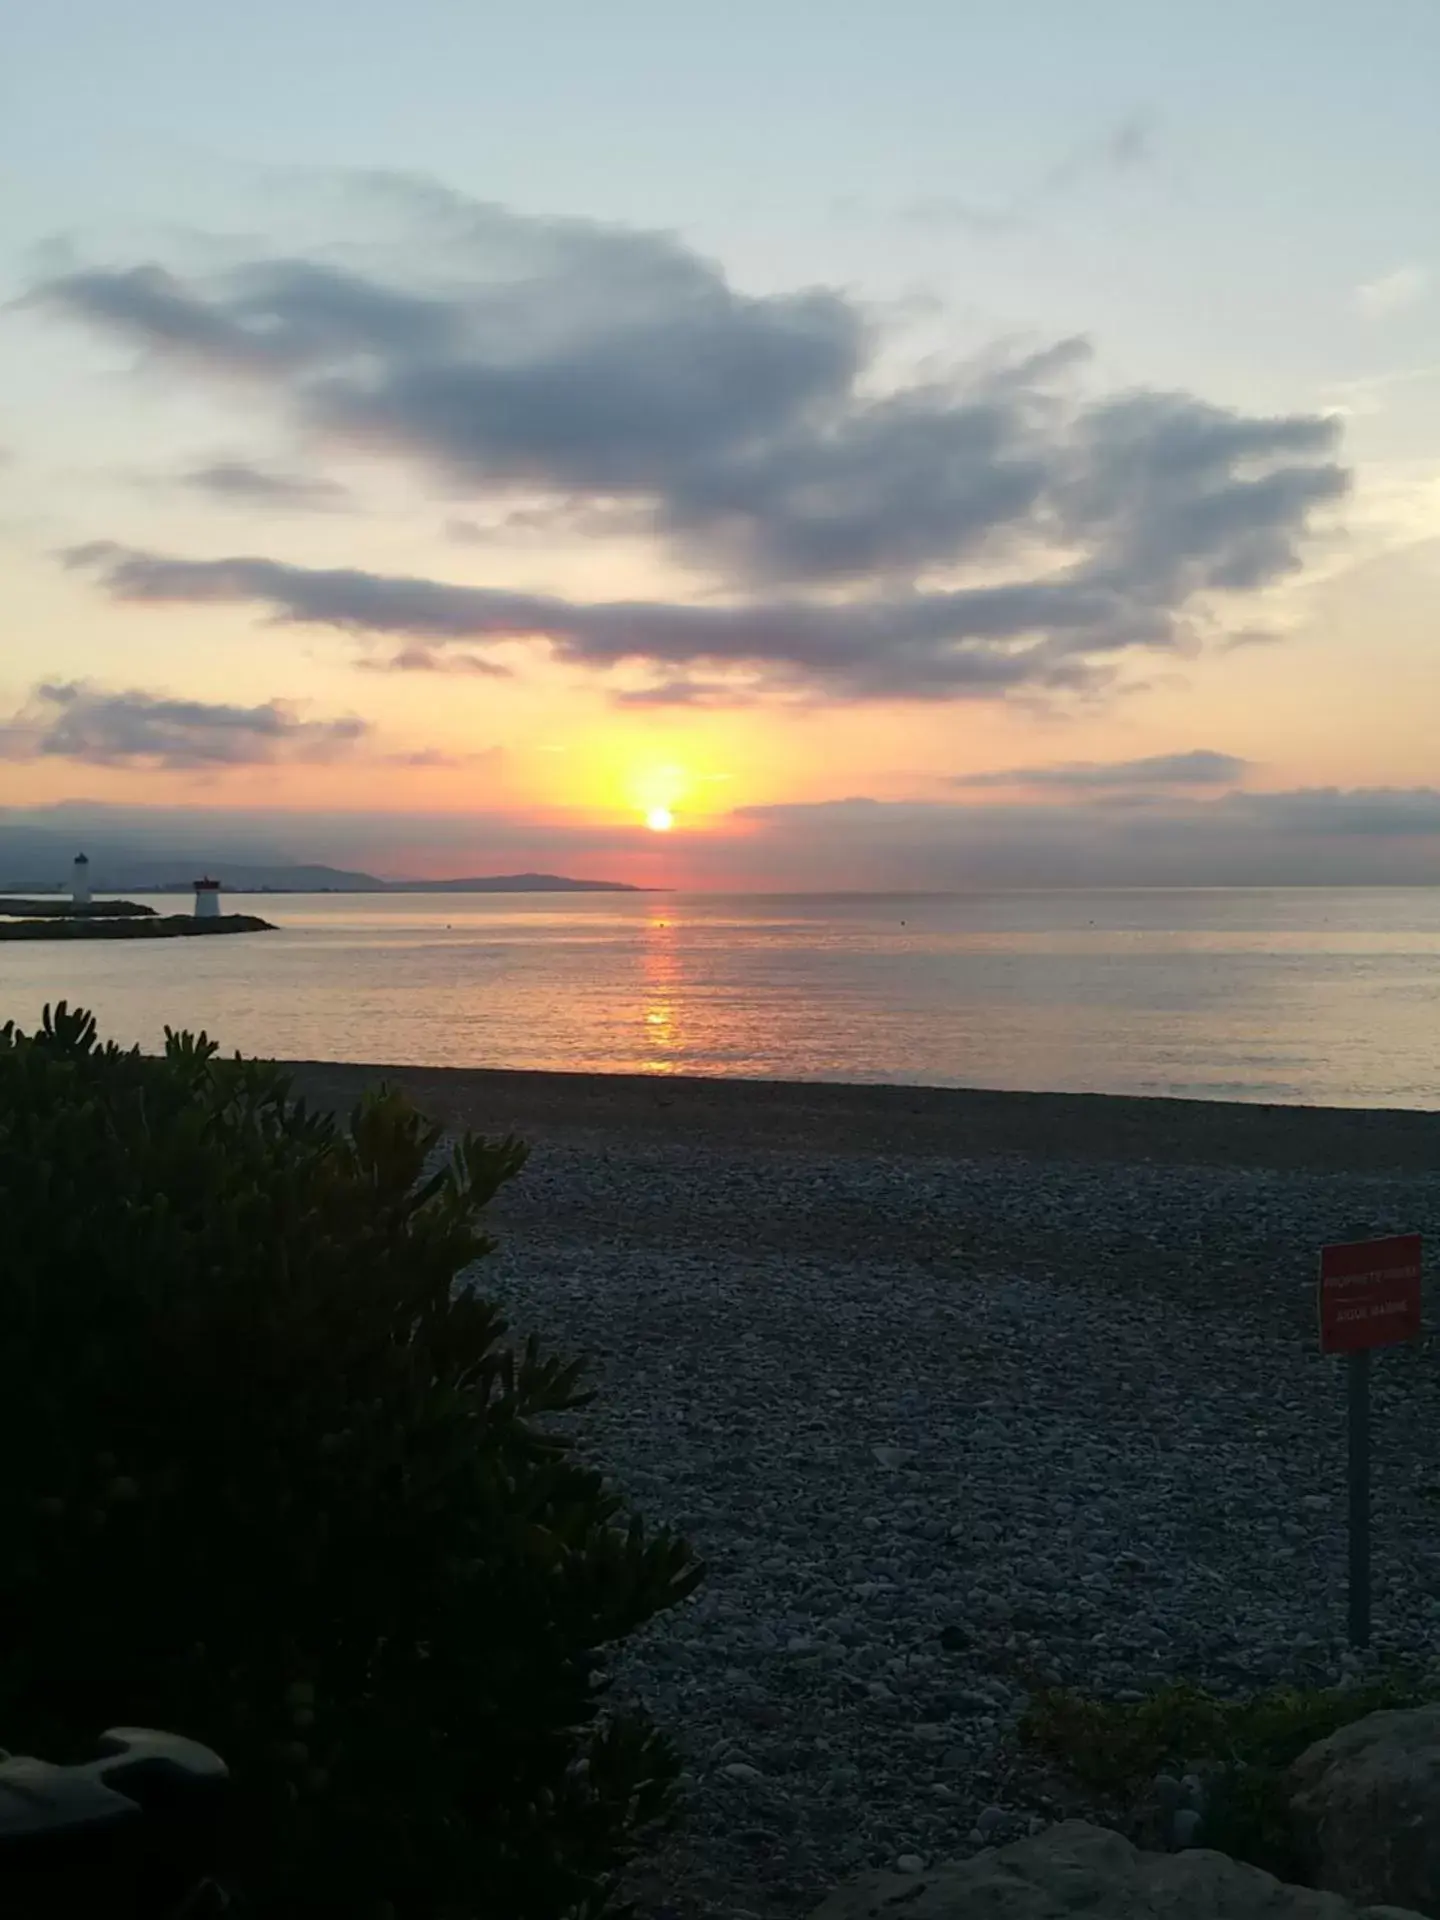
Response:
[3, 0, 1438, 886]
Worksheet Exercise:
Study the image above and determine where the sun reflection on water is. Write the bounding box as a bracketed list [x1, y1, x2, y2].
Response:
[640, 912, 682, 1073]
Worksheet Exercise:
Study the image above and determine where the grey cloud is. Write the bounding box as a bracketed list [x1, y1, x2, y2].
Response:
[34, 193, 1345, 625]
[0, 681, 369, 769]
[382, 746, 500, 768]
[1042, 111, 1156, 191]
[31, 265, 287, 371]
[30, 259, 452, 375]
[742, 789, 1440, 844]
[660, 382, 1055, 585]
[733, 786, 1440, 886]
[611, 678, 755, 708]
[1057, 394, 1344, 597]
[1218, 628, 1284, 652]
[184, 459, 351, 509]
[953, 749, 1250, 790]
[1107, 114, 1154, 169]
[446, 500, 652, 544]
[900, 114, 1155, 236]
[38, 244, 861, 546]
[357, 645, 511, 676]
[1231, 787, 1440, 837]
[65, 541, 1180, 700]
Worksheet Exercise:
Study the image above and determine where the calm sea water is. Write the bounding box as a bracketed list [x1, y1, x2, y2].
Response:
[4, 889, 1439, 1108]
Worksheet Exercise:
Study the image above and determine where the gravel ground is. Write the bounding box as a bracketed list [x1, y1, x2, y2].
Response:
[470, 1132, 1440, 1920]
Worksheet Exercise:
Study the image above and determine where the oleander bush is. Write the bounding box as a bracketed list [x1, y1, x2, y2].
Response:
[0, 1003, 700, 1918]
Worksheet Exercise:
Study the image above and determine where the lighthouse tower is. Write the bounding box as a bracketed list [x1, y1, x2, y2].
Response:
[193, 876, 221, 920]
[71, 852, 91, 906]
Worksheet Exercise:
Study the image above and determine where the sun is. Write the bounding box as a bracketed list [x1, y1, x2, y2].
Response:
[645, 806, 675, 833]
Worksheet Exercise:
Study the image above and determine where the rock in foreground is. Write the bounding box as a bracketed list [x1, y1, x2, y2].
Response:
[809, 1821, 1424, 1920]
[1290, 1707, 1440, 1917]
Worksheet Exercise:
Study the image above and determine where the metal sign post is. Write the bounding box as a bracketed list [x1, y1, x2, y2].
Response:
[1318, 1233, 1422, 1650]
[1347, 1349, 1371, 1648]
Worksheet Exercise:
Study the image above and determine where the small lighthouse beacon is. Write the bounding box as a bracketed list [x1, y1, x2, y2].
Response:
[71, 852, 91, 906]
[193, 876, 221, 920]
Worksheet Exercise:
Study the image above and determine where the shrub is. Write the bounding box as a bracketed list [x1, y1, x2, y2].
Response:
[1020, 1670, 1435, 1880]
[0, 1004, 701, 1918]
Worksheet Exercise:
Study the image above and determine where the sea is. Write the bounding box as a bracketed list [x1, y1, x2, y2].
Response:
[4, 888, 1439, 1109]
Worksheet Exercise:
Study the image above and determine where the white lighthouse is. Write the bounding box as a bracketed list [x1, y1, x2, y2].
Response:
[71, 852, 91, 906]
[193, 876, 221, 920]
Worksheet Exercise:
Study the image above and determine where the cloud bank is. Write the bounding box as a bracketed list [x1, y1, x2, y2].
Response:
[4, 784, 1438, 889]
[733, 787, 1440, 887]
[183, 460, 351, 509]
[952, 749, 1250, 790]
[38, 187, 1349, 704]
[65, 540, 1193, 699]
[0, 682, 369, 769]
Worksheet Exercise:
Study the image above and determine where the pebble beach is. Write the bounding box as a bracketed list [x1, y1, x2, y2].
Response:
[289, 1064, 1440, 1919]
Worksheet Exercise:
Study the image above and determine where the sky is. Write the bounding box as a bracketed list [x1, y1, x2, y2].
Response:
[2, 0, 1438, 886]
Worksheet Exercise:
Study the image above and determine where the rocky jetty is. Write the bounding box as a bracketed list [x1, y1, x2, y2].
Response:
[0, 912, 275, 939]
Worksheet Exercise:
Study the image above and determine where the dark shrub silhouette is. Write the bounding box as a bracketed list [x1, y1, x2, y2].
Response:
[0, 1004, 699, 1918]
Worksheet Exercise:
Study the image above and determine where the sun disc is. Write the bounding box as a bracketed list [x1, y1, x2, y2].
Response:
[646, 806, 674, 832]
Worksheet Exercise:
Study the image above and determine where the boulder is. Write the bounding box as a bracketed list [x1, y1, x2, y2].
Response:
[807, 1820, 1425, 1920]
[1289, 1706, 1440, 1916]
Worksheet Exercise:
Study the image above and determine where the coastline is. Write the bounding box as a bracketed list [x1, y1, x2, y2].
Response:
[284, 1060, 1440, 1175]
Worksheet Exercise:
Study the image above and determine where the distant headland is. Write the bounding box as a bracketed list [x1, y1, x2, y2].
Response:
[0, 840, 646, 935]
[143, 871, 645, 895]
[382, 873, 643, 894]
[0, 842, 645, 899]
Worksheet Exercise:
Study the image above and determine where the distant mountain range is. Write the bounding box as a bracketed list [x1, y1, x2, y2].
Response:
[0, 826, 641, 895]
[148, 871, 641, 894]
[375, 873, 642, 893]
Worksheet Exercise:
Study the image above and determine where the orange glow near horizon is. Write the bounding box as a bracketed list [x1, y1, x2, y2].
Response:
[543, 724, 750, 825]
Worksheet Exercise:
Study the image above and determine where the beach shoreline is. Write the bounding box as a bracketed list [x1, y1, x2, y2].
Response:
[285, 1060, 1440, 1175]
[277, 1056, 1440, 1916]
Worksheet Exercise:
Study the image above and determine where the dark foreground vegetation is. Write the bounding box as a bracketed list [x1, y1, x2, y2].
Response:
[1020, 1670, 1440, 1883]
[0, 1005, 699, 1918]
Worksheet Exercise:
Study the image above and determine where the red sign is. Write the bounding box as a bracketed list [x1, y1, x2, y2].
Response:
[1319, 1235, 1422, 1354]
